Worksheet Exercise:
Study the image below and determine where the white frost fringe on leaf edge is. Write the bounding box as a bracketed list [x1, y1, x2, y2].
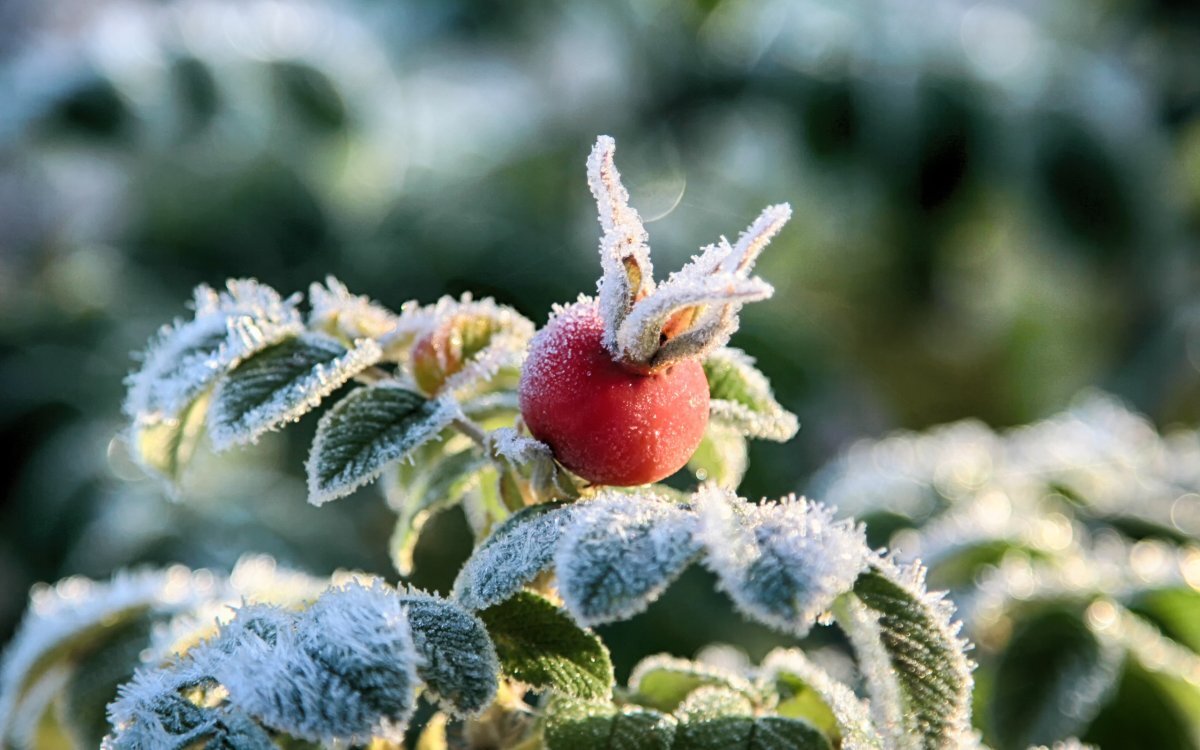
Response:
[758, 648, 886, 750]
[305, 386, 459, 507]
[124, 279, 304, 420]
[208, 334, 383, 450]
[0, 566, 221, 744]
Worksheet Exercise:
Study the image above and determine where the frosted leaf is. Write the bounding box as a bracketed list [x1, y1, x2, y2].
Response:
[0, 566, 219, 745]
[1027, 742, 1098, 750]
[759, 649, 886, 750]
[545, 698, 676, 750]
[694, 487, 868, 637]
[555, 491, 701, 626]
[124, 278, 304, 421]
[671, 685, 832, 750]
[836, 555, 975, 750]
[104, 668, 272, 750]
[207, 333, 383, 450]
[452, 501, 576, 611]
[306, 383, 458, 506]
[673, 685, 756, 720]
[628, 655, 757, 713]
[308, 276, 401, 344]
[382, 293, 533, 377]
[397, 590, 499, 717]
[587, 135, 655, 353]
[213, 583, 418, 745]
[478, 591, 614, 700]
[703, 348, 799, 441]
[128, 390, 210, 493]
[387, 446, 489, 576]
[616, 273, 772, 366]
[688, 425, 749, 488]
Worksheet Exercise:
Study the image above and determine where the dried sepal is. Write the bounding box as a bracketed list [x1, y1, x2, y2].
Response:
[587, 135, 655, 352]
[584, 136, 790, 369]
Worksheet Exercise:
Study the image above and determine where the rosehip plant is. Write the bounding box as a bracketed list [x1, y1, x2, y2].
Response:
[0, 138, 1084, 749]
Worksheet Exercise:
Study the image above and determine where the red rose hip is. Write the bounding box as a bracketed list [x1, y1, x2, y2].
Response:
[519, 302, 710, 486]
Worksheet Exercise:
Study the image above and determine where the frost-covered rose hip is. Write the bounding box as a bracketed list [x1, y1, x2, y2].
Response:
[517, 135, 791, 488]
[519, 301, 709, 485]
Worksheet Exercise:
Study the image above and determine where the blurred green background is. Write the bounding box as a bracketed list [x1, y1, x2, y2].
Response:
[1, 0, 1199, 729]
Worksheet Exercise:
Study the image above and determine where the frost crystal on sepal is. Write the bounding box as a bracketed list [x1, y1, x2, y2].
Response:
[0, 566, 220, 745]
[305, 383, 458, 506]
[489, 427, 579, 504]
[452, 501, 576, 611]
[397, 590, 499, 717]
[207, 333, 383, 450]
[587, 135, 655, 353]
[617, 273, 773, 367]
[584, 136, 790, 368]
[695, 488, 868, 637]
[759, 649, 886, 750]
[309, 276, 401, 343]
[213, 583, 418, 745]
[703, 348, 799, 442]
[124, 278, 304, 421]
[838, 554, 975, 750]
[555, 491, 701, 626]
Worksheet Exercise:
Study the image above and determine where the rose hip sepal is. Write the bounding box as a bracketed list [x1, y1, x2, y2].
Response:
[519, 301, 709, 486]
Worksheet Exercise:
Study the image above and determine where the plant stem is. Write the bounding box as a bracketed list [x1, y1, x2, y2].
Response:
[454, 415, 489, 447]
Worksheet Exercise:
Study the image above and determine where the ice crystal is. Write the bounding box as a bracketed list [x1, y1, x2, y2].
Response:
[212, 583, 418, 744]
[207, 333, 383, 450]
[452, 501, 575, 611]
[695, 487, 868, 637]
[758, 649, 886, 750]
[555, 491, 701, 626]
[124, 279, 305, 422]
[306, 383, 458, 506]
[585, 136, 790, 368]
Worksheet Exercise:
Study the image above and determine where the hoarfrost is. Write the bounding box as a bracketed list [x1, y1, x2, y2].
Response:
[555, 491, 701, 626]
[695, 487, 868, 637]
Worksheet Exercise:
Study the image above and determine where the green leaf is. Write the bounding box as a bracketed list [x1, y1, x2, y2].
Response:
[208, 333, 382, 450]
[129, 390, 210, 490]
[628, 655, 756, 713]
[835, 558, 974, 750]
[387, 446, 489, 575]
[687, 426, 748, 488]
[703, 348, 798, 441]
[544, 698, 675, 750]
[397, 593, 499, 717]
[672, 688, 832, 750]
[990, 607, 1123, 750]
[760, 649, 885, 749]
[306, 382, 457, 506]
[478, 592, 612, 700]
[1128, 588, 1200, 654]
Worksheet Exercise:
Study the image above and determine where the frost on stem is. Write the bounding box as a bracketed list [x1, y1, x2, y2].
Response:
[695, 487, 868, 637]
[555, 491, 701, 626]
[586, 136, 790, 369]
